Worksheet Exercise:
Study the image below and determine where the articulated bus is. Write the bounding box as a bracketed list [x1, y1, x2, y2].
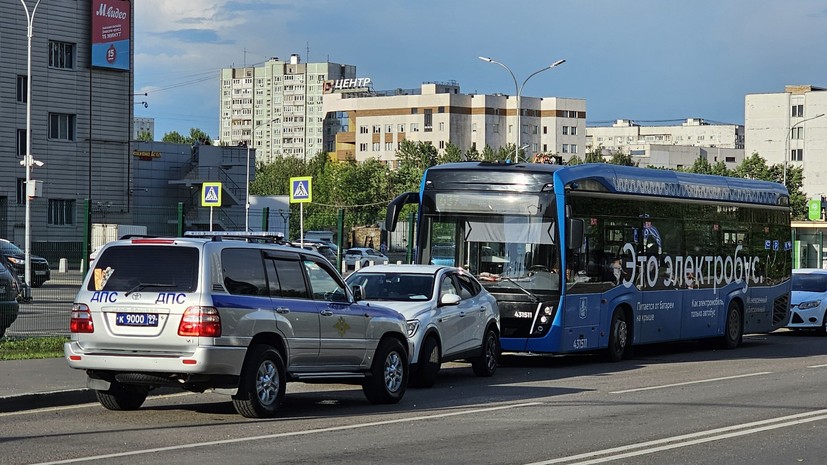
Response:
[386, 162, 792, 360]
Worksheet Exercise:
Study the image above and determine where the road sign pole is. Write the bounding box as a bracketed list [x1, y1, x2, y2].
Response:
[210, 206, 214, 232]
[300, 203, 304, 246]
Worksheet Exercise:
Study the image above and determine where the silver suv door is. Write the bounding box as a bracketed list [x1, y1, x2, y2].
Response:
[262, 250, 320, 368]
[303, 257, 368, 368]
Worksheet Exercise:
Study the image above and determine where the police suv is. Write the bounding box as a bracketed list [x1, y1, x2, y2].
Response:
[65, 233, 410, 418]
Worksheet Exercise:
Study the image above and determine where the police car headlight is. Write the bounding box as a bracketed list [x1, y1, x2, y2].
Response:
[406, 319, 420, 337]
[799, 300, 822, 310]
[7, 257, 23, 265]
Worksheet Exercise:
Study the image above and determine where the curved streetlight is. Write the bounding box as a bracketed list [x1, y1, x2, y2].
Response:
[245, 119, 277, 231]
[20, 0, 42, 296]
[478, 56, 566, 162]
[783, 113, 825, 186]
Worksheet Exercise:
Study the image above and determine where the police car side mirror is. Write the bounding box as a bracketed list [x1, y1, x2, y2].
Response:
[351, 284, 364, 301]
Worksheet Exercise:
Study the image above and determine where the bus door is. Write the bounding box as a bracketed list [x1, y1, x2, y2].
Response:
[636, 216, 683, 344]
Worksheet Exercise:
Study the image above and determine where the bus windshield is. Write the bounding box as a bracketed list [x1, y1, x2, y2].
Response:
[420, 192, 561, 293]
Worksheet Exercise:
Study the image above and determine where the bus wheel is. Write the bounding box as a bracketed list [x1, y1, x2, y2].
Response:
[607, 309, 629, 362]
[822, 311, 827, 336]
[720, 301, 743, 349]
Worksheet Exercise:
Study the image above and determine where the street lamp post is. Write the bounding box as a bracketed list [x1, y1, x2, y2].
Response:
[478, 56, 565, 162]
[783, 113, 825, 186]
[20, 0, 42, 294]
[245, 119, 276, 231]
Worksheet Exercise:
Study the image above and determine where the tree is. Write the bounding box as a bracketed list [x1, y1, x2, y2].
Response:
[439, 142, 464, 164]
[161, 130, 187, 144]
[584, 146, 605, 163]
[480, 145, 496, 162]
[161, 128, 212, 145]
[464, 145, 481, 161]
[566, 155, 584, 165]
[136, 131, 153, 142]
[608, 149, 637, 166]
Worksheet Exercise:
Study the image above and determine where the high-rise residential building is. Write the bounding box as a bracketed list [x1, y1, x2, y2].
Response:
[322, 81, 587, 164]
[745, 85, 827, 199]
[134, 117, 154, 140]
[219, 54, 355, 163]
[1, 0, 133, 249]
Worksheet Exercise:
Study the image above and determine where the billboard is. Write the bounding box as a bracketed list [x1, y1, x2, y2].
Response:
[91, 0, 131, 70]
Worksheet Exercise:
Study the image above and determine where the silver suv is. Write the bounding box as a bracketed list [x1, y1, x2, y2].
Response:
[65, 235, 410, 418]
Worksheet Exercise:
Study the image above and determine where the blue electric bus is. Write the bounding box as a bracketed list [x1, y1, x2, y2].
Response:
[386, 162, 792, 360]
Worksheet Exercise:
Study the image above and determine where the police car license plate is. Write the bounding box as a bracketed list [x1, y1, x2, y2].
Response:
[116, 313, 159, 327]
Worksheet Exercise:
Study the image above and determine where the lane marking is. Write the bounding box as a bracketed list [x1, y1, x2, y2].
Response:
[32, 401, 543, 465]
[610, 372, 772, 394]
[525, 408, 827, 465]
[0, 392, 193, 418]
[807, 363, 827, 368]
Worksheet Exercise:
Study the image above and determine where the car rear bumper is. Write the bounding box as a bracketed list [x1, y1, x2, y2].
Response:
[64, 341, 247, 375]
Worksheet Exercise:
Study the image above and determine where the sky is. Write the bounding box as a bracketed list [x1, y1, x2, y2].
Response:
[133, 0, 827, 140]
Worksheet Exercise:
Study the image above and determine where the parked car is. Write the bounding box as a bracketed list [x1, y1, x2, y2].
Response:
[0, 238, 50, 287]
[65, 235, 410, 418]
[346, 264, 500, 388]
[292, 241, 338, 265]
[787, 268, 827, 333]
[344, 247, 389, 270]
[0, 261, 21, 338]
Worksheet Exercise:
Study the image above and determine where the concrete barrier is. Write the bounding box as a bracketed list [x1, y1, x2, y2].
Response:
[58, 258, 68, 273]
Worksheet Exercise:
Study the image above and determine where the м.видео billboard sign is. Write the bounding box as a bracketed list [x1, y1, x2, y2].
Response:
[91, 0, 130, 71]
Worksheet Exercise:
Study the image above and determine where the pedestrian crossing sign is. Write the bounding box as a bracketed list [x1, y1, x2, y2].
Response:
[201, 182, 222, 207]
[290, 176, 312, 203]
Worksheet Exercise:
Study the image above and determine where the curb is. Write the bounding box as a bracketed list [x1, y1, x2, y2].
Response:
[0, 389, 96, 413]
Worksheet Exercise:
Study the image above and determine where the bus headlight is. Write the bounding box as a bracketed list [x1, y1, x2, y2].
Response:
[799, 300, 822, 310]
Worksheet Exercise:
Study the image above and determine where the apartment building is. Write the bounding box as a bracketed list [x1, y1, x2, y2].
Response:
[133, 116, 154, 140]
[745, 85, 827, 199]
[322, 81, 587, 164]
[219, 54, 355, 163]
[1, 0, 133, 248]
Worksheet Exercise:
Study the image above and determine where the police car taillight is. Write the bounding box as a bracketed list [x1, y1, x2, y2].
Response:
[178, 307, 221, 337]
[70, 304, 94, 333]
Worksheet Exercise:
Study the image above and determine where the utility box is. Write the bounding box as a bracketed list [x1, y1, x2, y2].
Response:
[26, 180, 43, 198]
[91, 224, 148, 250]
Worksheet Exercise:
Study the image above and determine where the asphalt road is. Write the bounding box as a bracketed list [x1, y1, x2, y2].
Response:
[2, 330, 826, 465]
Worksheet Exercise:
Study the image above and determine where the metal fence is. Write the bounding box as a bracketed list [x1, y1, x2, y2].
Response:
[7, 270, 83, 338]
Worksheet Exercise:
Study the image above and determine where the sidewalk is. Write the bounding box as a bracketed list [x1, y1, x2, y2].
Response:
[0, 357, 95, 412]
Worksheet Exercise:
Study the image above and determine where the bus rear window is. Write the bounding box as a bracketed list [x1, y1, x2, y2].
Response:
[87, 245, 199, 292]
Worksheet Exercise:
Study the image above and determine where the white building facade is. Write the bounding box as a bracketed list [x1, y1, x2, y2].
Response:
[219, 54, 356, 163]
[322, 81, 587, 164]
[133, 117, 154, 140]
[745, 85, 827, 199]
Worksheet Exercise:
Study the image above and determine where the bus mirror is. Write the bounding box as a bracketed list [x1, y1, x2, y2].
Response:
[385, 192, 419, 232]
[567, 218, 584, 250]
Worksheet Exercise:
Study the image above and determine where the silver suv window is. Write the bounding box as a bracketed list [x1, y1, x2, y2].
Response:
[88, 245, 198, 292]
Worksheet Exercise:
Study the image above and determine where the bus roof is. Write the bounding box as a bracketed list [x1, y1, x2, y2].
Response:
[427, 162, 789, 206]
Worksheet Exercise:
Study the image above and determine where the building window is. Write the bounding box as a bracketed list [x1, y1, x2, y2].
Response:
[359, 125, 368, 134]
[439, 122, 445, 131]
[439, 141, 445, 149]
[48, 41, 75, 69]
[373, 125, 381, 133]
[438, 106, 445, 113]
[17, 75, 28, 102]
[562, 144, 569, 153]
[386, 124, 393, 133]
[359, 143, 367, 151]
[543, 126, 548, 135]
[570, 126, 577, 136]
[562, 126, 569, 135]
[49, 113, 76, 140]
[792, 105, 804, 117]
[411, 123, 419, 132]
[791, 148, 803, 161]
[542, 144, 547, 152]
[725, 156, 736, 163]
[48, 199, 75, 226]
[398, 124, 405, 132]
[424, 109, 433, 132]
[16, 178, 26, 205]
[411, 108, 418, 115]
[532, 125, 538, 135]
[385, 142, 393, 151]
[571, 144, 577, 154]
[17, 129, 27, 156]
[493, 124, 499, 134]
[792, 127, 804, 139]
[372, 142, 380, 151]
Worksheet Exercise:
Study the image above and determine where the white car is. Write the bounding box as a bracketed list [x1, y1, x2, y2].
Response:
[343, 247, 389, 270]
[346, 264, 500, 387]
[787, 268, 827, 333]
